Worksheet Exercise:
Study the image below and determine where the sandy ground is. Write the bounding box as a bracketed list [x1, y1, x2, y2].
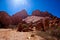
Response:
[0, 29, 45, 40]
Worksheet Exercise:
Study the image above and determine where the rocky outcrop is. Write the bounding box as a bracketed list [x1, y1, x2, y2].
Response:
[0, 11, 12, 28]
[13, 9, 28, 19]
[11, 15, 22, 25]
[23, 16, 49, 23]
[32, 10, 53, 17]
[41, 11, 51, 17]
[32, 10, 42, 16]
[0, 9, 60, 31]
[11, 9, 28, 25]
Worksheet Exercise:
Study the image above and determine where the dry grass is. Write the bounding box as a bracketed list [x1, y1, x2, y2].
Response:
[0, 29, 45, 40]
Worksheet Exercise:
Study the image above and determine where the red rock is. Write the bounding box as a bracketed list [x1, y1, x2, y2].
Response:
[13, 9, 28, 19]
[11, 9, 28, 25]
[11, 16, 22, 25]
[0, 11, 12, 28]
[32, 10, 41, 16]
[32, 10, 53, 17]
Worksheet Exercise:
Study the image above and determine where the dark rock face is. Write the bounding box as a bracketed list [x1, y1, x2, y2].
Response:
[32, 10, 53, 17]
[11, 10, 28, 25]
[32, 10, 41, 16]
[11, 16, 22, 25]
[13, 9, 28, 19]
[41, 12, 51, 17]
[0, 11, 12, 28]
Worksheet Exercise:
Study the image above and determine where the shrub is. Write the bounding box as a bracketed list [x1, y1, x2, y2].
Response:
[50, 29, 60, 40]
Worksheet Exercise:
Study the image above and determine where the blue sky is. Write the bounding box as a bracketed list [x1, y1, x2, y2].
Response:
[0, 0, 60, 18]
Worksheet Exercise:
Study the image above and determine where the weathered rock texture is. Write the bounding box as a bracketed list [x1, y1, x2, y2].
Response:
[11, 9, 28, 25]
[0, 11, 12, 28]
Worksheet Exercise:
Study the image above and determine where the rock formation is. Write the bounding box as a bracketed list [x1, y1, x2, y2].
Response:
[0, 11, 12, 28]
[12, 9, 28, 25]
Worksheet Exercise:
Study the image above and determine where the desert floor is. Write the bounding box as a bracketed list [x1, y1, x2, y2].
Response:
[0, 29, 45, 40]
